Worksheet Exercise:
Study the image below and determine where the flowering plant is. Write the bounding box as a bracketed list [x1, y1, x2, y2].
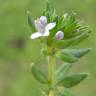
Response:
[27, 1, 91, 96]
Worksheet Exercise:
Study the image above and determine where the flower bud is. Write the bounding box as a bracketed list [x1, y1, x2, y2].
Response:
[55, 31, 64, 40]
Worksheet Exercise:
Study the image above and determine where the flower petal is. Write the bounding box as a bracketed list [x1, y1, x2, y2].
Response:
[42, 31, 50, 36]
[40, 16, 47, 26]
[46, 22, 56, 30]
[30, 32, 42, 39]
[35, 20, 42, 32]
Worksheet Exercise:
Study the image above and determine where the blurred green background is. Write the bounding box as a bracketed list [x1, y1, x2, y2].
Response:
[0, 0, 96, 96]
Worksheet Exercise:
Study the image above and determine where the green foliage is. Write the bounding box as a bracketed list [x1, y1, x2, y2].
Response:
[28, 0, 92, 96]
[41, 1, 91, 50]
[57, 73, 88, 88]
[31, 63, 48, 84]
[56, 48, 91, 63]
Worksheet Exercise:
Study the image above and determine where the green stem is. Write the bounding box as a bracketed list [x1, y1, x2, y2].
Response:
[48, 56, 56, 96]
[48, 90, 55, 96]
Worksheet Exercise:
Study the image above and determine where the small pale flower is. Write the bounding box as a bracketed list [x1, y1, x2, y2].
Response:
[30, 16, 56, 39]
[55, 31, 64, 40]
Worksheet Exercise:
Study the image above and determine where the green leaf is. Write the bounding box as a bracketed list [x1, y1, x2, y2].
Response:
[42, 0, 51, 22]
[31, 63, 48, 84]
[56, 87, 73, 96]
[56, 63, 72, 80]
[72, 31, 91, 45]
[47, 9, 58, 37]
[27, 11, 36, 32]
[62, 13, 77, 36]
[72, 26, 91, 38]
[64, 22, 78, 37]
[56, 50, 77, 63]
[50, 9, 58, 22]
[57, 15, 65, 30]
[39, 84, 50, 96]
[56, 48, 91, 63]
[46, 0, 50, 12]
[57, 73, 88, 88]
[63, 48, 91, 58]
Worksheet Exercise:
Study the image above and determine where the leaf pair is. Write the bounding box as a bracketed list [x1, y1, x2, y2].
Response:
[56, 48, 91, 63]
[56, 63, 88, 88]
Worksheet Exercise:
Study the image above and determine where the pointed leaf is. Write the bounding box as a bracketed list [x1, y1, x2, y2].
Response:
[72, 26, 91, 38]
[27, 11, 36, 32]
[56, 63, 72, 80]
[46, 0, 51, 12]
[42, 0, 51, 22]
[57, 73, 88, 88]
[56, 48, 91, 63]
[63, 48, 92, 58]
[31, 63, 48, 84]
[51, 9, 58, 22]
[56, 50, 77, 63]
[64, 22, 78, 38]
[56, 87, 73, 96]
